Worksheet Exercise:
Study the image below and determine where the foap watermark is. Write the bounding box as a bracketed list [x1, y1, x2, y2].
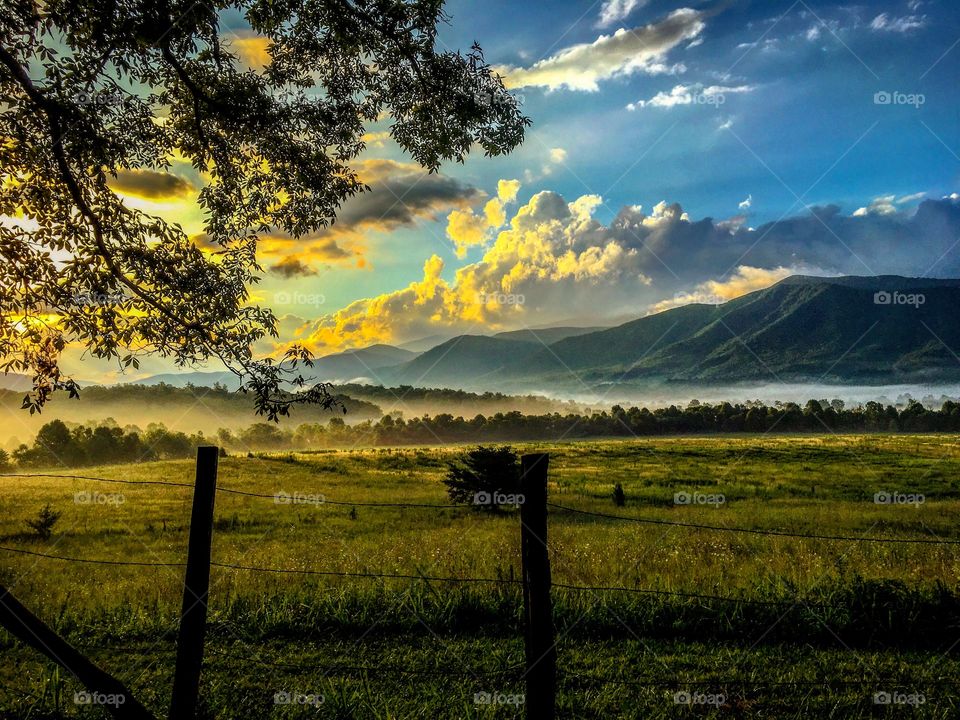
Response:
[474, 691, 525, 707]
[673, 691, 726, 708]
[72, 291, 126, 307]
[472, 87, 524, 110]
[74, 490, 125, 506]
[873, 691, 926, 707]
[478, 291, 525, 306]
[73, 89, 124, 108]
[874, 90, 925, 108]
[75, 691, 126, 707]
[874, 491, 925, 507]
[274, 691, 325, 708]
[674, 491, 725, 507]
[273, 291, 326, 307]
[874, 290, 925, 308]
[473, 491, 525, 508]
[274, 490, 326, 506]
[689, 89, 728, 107]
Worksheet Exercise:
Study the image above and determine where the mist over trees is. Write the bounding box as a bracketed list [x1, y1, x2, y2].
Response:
[9, 399, 960, 469]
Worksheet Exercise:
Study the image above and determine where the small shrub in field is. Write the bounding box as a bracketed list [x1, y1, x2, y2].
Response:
[612, 483, 626, 507]
[26, 504, 62, 539]
[444, 446, 520, 512]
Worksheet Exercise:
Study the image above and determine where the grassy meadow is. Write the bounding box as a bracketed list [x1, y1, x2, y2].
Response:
[2, 435, 960, 718]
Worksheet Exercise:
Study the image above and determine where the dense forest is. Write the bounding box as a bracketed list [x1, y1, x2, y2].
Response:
[5, 399, 960, 469]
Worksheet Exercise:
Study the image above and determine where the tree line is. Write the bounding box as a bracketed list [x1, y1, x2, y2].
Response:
[5, 398, 960, 469]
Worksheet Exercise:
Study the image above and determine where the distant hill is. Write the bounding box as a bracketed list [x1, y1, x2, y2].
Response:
[131, 344, 418, 389]
[301, 343, 418, 382]
[513, 275, 960, 386]
[492, 326, 607, 345]
[376, 335, 545, 388]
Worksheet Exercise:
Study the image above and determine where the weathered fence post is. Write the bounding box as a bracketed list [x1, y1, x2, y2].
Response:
[0, 584, 156, 719]
[169, 446, 219, 720]
[519, 452, 556, 720]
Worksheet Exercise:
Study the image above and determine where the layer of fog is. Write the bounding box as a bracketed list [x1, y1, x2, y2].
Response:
[538, 383, 960, 411]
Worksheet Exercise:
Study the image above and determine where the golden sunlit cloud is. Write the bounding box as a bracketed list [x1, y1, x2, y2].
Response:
[648, 266, 796, 313]
[226, 31, 273, 69]
[498, 179, 521, 203]
[300, 190, 653, 353]
[446, 179, 521, 258]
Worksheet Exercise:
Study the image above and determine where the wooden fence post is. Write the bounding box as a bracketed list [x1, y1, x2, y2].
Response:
[0, 584, 156, 719]
[169, 446, 219, 720]
[519, 453, 556, 720]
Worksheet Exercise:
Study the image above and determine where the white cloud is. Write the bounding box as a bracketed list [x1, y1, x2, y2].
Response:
[291, 191, 960, 352]
[739, 194, 753, 211]
[870, 13, 926, 32]
[499, 8, 705, 91]
[896, 192, 926, 204]
[853, 195, 897, 217]
[627, 83, 754, 110]
[649, 266, 799, 313]
[597, 0, 649, 28]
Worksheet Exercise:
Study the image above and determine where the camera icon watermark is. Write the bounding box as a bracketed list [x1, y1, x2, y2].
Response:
[674, 491, 725, 507]
[874, 491, 925, 508]
[874, 90, 925, 108]
[873, 290, 925, 308]
[673, 691, 726, 707]
[873, 691, 926, 706]
[72, 291, 126, 307]
[474, 691, 525, 706]
[74, 691, 126, 707]
[473, 491, 525, 508]
[273, 291, 326, 307]
[73, 89, 123, 107]
[274, 690, 324, 707]
[274, 490, 326, 506]
[478, 291, 525, 306]
[74, 490, 126, 506]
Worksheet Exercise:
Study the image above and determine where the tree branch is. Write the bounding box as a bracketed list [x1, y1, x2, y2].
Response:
[0, 44, 208, 336]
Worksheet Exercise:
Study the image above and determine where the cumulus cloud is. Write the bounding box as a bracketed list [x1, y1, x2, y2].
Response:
[259, 158, 481, 267]
[109, 169, 195, 200]
[293, 190, 960, 352]
[853, 195, 897, 216]
[627, 83, 754, 110]
[870, 13, 926, 32]
[226, 30, 273, 68]
[446, 180, 522, 258]
[335, 159, 483, 235]
[649, 266, 797, 313]
[498, 179, 522, 203]
[598, 0, 649, 28]
[259, 233, 353, 265]
[498, 8, 705, 91]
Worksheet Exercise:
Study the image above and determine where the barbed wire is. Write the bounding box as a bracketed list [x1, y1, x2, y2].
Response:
[547, 503, 960, 545]
[0, 544, 898, 610]
[0, 472, 193, 489]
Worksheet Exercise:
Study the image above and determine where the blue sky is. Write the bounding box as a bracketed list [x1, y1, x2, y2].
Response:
[66, 0, 960, 379]
[433, 0, 958, 224]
